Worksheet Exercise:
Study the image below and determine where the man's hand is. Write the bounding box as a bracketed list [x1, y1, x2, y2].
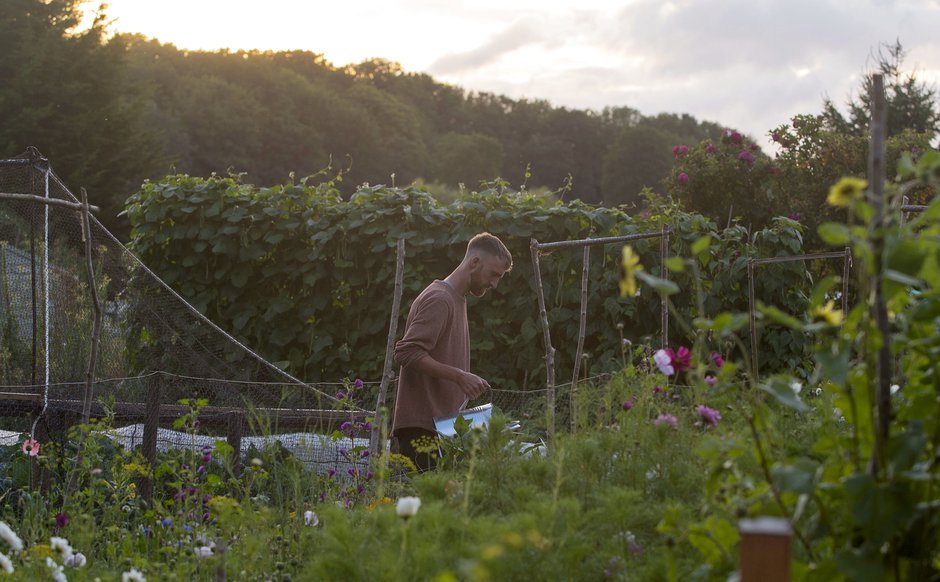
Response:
[456, 370, 490, 400]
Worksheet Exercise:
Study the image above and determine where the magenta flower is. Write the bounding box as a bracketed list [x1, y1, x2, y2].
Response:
[653, 385, 666, 397]
[677, 172, 689, 184]
[55, 512, 70, 528]
[737, 151, 755, 163]
[706, 142, 716, 154]
[710, 352, 725, 368]
[653, 350, 674, 376]
[654, 414, 678, 429]
[622, 399, 634, 411]
[22, 437, 40, 457]
[771, 131, 782, 142]
[749, 143, 759, 151]
[669, 346, 692, 373]
[729, 130, 743, 144]
[696, 404, 722, 427]
[704, 375, 716, 386]
[672, 145, 689, 158]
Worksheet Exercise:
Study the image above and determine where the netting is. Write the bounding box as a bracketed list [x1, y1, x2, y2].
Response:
[0, 149, 553, 475]
[0, 149, 381, 471]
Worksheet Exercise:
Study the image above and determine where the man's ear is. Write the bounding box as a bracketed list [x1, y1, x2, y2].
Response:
[468, 255, 481, 269]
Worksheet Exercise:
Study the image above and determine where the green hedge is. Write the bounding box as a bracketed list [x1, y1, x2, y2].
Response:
[125, 175, 819, 388]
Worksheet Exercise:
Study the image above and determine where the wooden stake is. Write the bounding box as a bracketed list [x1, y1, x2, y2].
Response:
[570, 245, 590, 432]
[370, 238, 405, 456]
[530, 239, 555, 437]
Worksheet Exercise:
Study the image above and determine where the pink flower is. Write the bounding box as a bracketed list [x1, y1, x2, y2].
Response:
[726, 130, 743, 144]
[705, 375, 716, 386]
[672, 145, 689, 158]
[706, 143, 716, 154]
[695, 404, 722, 427]
[669, 346, 692, 373]
[653, 350, 674, 376]
[22, 437, 40, 457]
[654, 414, 678, 429]
[710, 352, 725, 368]
[677, 172, 689, 184]
[737, 151, 755, 164]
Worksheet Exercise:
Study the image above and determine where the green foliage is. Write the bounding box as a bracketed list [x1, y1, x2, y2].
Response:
[125, 175, 820, 386]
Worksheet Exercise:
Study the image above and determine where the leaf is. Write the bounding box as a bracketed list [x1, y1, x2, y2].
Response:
[636, 271, 679, 296]
[772, 459, 818, 494]
[759, 376, 810, 412]
[818, 222, 851, 246]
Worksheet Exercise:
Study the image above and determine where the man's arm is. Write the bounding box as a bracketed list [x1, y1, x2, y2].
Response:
[410, 355, 490, 400]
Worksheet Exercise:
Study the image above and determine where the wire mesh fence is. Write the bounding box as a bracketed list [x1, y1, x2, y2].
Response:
[0, 149, 554, 478]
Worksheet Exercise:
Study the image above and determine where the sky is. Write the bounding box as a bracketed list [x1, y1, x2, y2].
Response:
[90, 0, 940, 146]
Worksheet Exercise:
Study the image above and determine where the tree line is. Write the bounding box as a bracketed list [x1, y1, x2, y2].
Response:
[1, 1, 936, 242]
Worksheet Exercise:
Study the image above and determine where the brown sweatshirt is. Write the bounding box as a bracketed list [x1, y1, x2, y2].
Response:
[392, 280, 469, 433]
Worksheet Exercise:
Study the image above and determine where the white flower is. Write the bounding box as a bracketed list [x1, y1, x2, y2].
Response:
[814, 387, 823, 396]
[396, 496, 421, 518]
[195, 546, 213, 558]
[50, 536, 73, 559]
[0, 522, 23, 552]
[46, 557, 67, 582]
[122, 568, 146, 582]
[303, 510, 319, 527]
[64, 552, 86, 568]
[891, 384, 900, 395]
[0, 552, 13, 574]
[653, 350, 674, 376]
[790, 381, 802, 394]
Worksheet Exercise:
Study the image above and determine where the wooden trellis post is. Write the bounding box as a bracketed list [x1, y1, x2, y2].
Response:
[370, 238, 405, 457]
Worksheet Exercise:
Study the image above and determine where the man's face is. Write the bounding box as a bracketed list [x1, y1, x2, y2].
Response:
[469, 254, 509, 297]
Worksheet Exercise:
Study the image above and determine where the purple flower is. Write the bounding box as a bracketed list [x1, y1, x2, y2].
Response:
[161, 517, 173, 527]
[340, 421, 353, 434]
[202, 453, 212, 464]
[677, 172, 689, 184]
[339, 447, 349, 458]
[705, 375, 716, 386]
[365, 470, 375, 481]
[672, 144, 689, 158]
[359, 450, 370, 458]
[710, 352, 725, 368]
[328, 467, 337, 478]
[787, 212, 801, 221]
[55, 512, 70, 528]
[347, 467, 358, 477]
[362, 421, 373, 432]
[749, 143, 759, 151]
[729, 130, 743, 144]
[197, 465, 206, 474]
[622, 399, 634, 411]
[696, 404, 722, 427]
[772, 131, 782, 142]
[737, 151, 755, 164]
[654, 414, 678, 429]
[706, 142, 716, 154]
[354, 378, 364, 390]
[336, 390, 346, 400]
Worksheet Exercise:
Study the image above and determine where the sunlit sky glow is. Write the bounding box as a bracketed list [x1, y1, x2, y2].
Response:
[89, 0, 940, 145]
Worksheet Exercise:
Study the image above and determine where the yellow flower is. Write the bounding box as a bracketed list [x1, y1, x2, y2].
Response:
[826, 177, 868, 207]
[619, 245, 644, 297]
[502, 532, 523, 549]
[481, 544, 504, 561]
[813, 300, 844, 325]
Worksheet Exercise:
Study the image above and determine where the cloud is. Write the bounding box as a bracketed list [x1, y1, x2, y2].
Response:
[427, 19, 546, 75]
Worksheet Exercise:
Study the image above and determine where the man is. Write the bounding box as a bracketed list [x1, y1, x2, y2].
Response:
[392, 232, 513, 470]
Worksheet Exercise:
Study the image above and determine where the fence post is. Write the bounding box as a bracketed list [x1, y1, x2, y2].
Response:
[739, 517, 791, 582]
[227, 410, 245, 476]
[142, 375, 162, 502]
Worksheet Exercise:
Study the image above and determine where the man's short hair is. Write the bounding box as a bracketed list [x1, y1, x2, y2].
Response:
[467, 232, 513, 271]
